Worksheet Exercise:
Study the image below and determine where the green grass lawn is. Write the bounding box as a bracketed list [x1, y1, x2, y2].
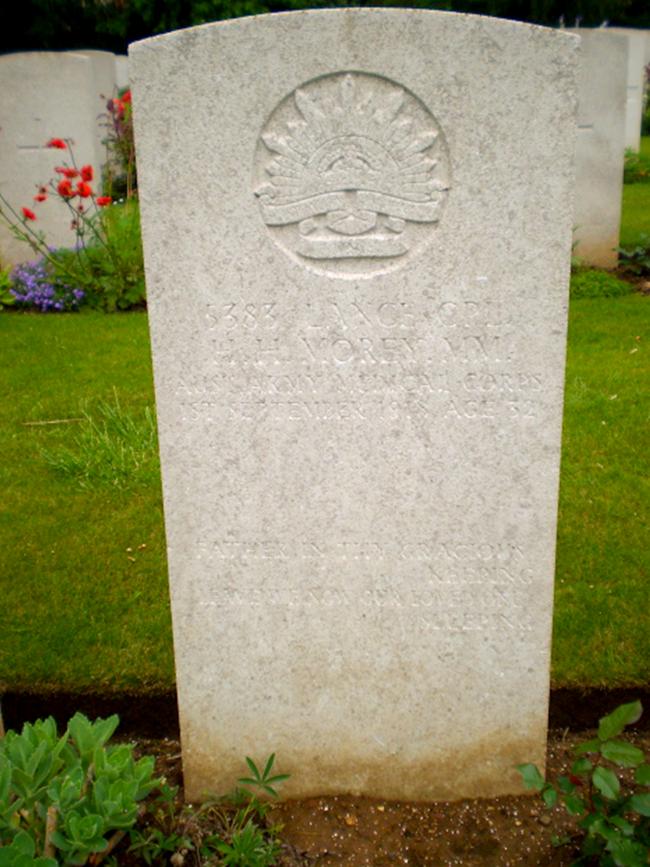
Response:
[620, 185, 650, 248]
[0, 298, 649, 694]
[0, 313, 173, 695]
[620, 136, 650, 248]
[552, 295, 649, 687]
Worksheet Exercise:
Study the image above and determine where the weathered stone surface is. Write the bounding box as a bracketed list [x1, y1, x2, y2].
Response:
[569, 30, 627, 268]
[0, 52, 105, 265]
[131, 10, 578, 802]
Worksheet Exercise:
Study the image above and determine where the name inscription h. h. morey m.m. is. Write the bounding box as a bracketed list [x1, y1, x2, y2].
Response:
[130, 10, 578, 802]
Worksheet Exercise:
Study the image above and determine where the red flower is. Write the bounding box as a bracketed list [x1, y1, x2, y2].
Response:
[55, 167, 78, 178]
[34, 193, 48, 202]
[121, 90, 131, 104]
[80, 164, 93, 182]
[57, 179, 74, 198]
[21, 207, 37, 221]
[46, 138, 67, 149]
[96, 196, 112, 207]
[76, 181, 92, 198]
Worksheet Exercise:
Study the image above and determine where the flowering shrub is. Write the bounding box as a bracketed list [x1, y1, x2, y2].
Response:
[0, 136, 145, 312]
[102, 88, 137, 200]
[10, 255, 84, 312]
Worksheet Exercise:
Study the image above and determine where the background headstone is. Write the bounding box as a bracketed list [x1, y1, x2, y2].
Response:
[71, 50, 120, 168]
[115, 55, 129, 90]
[0, 52, 102, 265]
[569, 30, 627, 268]
[604, 28, 648, 151]
[131, 9, 578, 802]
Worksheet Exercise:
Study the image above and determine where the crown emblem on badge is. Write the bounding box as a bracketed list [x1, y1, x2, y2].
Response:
[254, 72, 450, 273]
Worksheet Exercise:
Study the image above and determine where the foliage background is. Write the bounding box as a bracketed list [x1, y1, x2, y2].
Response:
[1, 0, 649, 55]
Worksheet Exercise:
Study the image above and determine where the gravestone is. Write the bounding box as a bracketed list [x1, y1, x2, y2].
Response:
[0, 52, 105, 265]
[115, 55, 129, 90]
[569, 30, 627, 268]
[604, 28, 648, 151]
[72, 50, 121, 167]
[131, 10, 578, 802]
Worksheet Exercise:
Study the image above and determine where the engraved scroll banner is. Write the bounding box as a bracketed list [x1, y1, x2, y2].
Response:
[254, 72, 451, 275]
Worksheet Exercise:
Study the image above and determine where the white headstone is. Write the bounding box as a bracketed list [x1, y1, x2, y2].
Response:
[131, 9, 578, 802]
[570, 30, 627, 267]
[115, 55, 129, 90]
[0, 52, 100, 265]
[72, 50, 120, 168]
[604, 28, 648, 151]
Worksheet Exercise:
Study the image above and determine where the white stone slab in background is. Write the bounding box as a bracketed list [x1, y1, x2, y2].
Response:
[115, 55, 129, 90]
[72, 50, 120, 167]
[604, 28, 648, 151]
[131, 9, 578, 802]
[0, 52, 100, 265]
[569, 30, 627, 268]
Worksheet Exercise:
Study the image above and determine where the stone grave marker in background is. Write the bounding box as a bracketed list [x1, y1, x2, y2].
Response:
[605, 28, 648, 151]
[115, 55, 129, 90]
[569, 30, 627, 268]
[72, 50, 121, 166]
[570, 28, 649, 155]
[131, 10, 577, 802]
[0, 51, 117, 265]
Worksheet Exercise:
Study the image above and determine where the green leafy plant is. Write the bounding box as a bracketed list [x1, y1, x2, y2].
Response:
[617, 236, 650, 277]
[518, 700, 650, 866]
[214, 819, 280, 866]
[0, 713, 159, 866]
[125, 783, 192, 865]
[205, 754, 288, 866]
[128, 754, 288, 866]
[0, 830, 57, 867]
[238, 754, 290, 800]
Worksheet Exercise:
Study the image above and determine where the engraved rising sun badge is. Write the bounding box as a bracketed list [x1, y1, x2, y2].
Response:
[254, 72, 451, 276]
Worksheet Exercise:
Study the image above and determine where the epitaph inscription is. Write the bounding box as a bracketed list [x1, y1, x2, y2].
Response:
[254, 72, 451, 276]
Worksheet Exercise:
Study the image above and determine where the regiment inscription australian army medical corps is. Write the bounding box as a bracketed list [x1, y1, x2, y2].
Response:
[172, 295, 544, 426]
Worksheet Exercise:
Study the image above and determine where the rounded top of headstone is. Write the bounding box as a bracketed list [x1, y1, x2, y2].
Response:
[129, 8, 580, 55]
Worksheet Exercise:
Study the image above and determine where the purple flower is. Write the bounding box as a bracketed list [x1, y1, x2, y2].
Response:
[10, 256, 85, 313]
